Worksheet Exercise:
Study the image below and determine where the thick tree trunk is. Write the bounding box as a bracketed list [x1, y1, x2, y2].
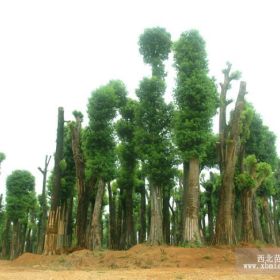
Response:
[241, 189, 254, 242]
[71, 116, 89, 248]
[89, 179, 105, 249]
[1, 218, 11, 258]
[252, 195, 264, 242]
[124, 184, 135, 249]
[108, 183, 117, 249]
[273, 197, 280, 245]
[214, 81, 246, 245]
[163, 186, 171, 244]
[139, 182, 146, 243]
[10, 220, 20, 259]
[235, 199, 242, 241]
[44, 107, 64, 255]
[183, 158, 201, 243]
[262, 197, 276, 244]
[148, 183, 163, 245]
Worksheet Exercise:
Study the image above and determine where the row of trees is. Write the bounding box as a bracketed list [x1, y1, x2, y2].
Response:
[0, 27, 279, 259]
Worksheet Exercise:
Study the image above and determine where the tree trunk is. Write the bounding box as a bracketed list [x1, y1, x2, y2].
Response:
[71, 116, 89, 248]
[108, 182, 117, 249]
[139, 182, 146, 243]
[124, 184, 135, 248]
[1, 218, 11, 258]
[148, 183, 163, 245]
[262, 197, 276, 244]
[273, 197, 280, 245]
[183, 158, 201, 243]
[241, 189, 254, 242]
[10, 220, 19, 259]
[89, 179, 105, 249]
[214, 81, 246, 245]
[37, 155, 51, 254]
[252, 194, 264, 242]
[163, 186, 171, 244]
[44, 107, 64, 255]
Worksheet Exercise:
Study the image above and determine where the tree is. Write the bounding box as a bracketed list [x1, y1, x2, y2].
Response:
[236, 155, 272, 242]
[116, 98, 138, 249]
[37, 155, 51, 253]
[173, 30, 218, 243]
[136, 27, 175, 245]
[70, 111, 88, 248]
[86, 81, 126, 249]
[44, 107, 64, 255]
[213, 63, 247, 245]
[6, 170, 36, 259]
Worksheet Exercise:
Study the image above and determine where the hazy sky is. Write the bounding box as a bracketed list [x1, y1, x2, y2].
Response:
[0, 0, 279, 195]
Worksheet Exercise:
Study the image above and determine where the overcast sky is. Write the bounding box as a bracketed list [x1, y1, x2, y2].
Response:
[0, 0, 279, 195]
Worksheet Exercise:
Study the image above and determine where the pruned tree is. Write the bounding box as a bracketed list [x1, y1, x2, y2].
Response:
[137, 27, 175, 245]
[213, 63, 247, 245]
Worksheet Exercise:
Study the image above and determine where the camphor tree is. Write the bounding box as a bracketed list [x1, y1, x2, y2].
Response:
[116, 98, 138, 249]
[5, 170, 36, 259]
[86, 80, 126, 249]
[137, 27, 175, 245]
[173, 30, 218, 243]
[0, 153, 5, 176]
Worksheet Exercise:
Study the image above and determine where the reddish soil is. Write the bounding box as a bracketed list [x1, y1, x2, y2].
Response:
[0, 245, 279, 279]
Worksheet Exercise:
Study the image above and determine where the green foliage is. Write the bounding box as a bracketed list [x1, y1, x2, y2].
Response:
[173, 30, 218, 161]
[245, 112, 277, 169]
[6, 170, 36, 223]
[85, 80, 127, 182]
[236, 173, 256, 191]
[136, 78, 176, 186]
[240, 103, 254, 144]
[139, 27, 172, 77]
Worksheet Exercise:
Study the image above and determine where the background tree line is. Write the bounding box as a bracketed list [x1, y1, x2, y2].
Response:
[0, 27, 279, 259]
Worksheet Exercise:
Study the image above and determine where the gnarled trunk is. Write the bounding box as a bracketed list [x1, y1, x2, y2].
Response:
[149, 183, 163, 245]
[241, 189, 254, 242]
[214, 80, 246, 245]
[183, 158, 201, 243]
[88, 179, 105, 249]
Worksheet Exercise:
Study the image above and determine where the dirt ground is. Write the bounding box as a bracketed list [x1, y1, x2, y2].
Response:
[0, 244, 279, 279]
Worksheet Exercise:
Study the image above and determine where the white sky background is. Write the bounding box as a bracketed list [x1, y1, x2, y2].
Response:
[0, 0, 280, 195]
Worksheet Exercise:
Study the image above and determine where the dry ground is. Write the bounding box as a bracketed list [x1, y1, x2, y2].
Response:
[0, 244, 279, 279]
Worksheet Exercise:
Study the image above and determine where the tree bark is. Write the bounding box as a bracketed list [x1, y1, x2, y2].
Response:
[148, 183, 163, 245]
[89, 179, 105, 249]
[71, 116, 89, 248]
[163, 186, 171, 244]
[252, 194, 264, 242]
[241, 189, 254, 242]
[139, 182, 146, 243]
[108, 182, 117, 249]
[183, 158, 201, 243]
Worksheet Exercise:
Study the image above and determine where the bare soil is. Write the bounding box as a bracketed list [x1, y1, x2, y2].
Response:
[0, 244, 279, 279]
